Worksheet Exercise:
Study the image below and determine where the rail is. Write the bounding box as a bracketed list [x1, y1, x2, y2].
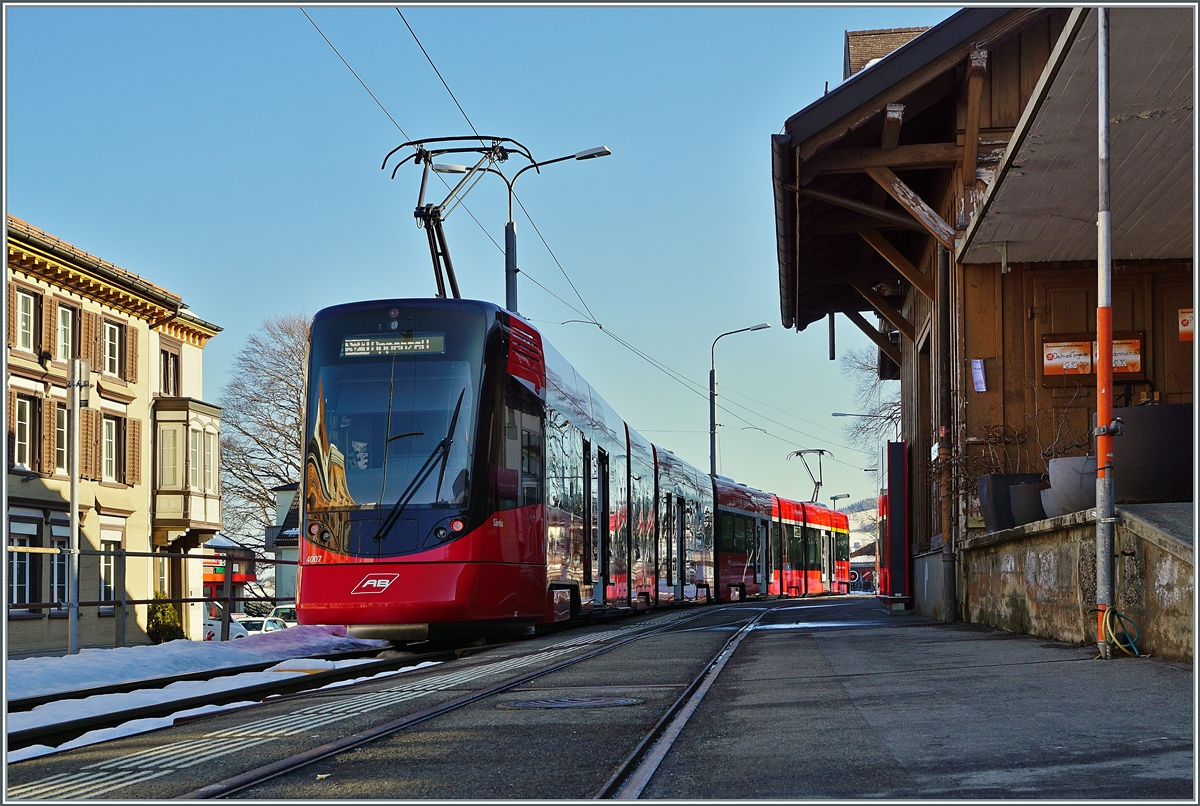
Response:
[5, 545, 297, 648]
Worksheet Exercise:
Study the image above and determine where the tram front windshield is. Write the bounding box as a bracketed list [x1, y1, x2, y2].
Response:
[306, 306, 485, 513]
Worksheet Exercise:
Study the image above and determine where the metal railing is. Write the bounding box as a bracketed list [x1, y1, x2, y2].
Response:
[5, 546, 296, 648]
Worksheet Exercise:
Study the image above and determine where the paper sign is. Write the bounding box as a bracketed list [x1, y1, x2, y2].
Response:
[1043, 341, 1092, 376]
[1181, 308, 1193, 342]
[1092, 338, 1143, 374]
[971, 359, 987, 392]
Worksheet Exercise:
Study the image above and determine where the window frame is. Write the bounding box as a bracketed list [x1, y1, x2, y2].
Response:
[51, 538, 68, 606]
[99, 539, 120, 603]
[160, 424, 180, 488]
[102, 415, 122, 482]
[57, 304, 77, 363]
[189, 427, 203, 490]
[159, 342, 181, 396]
[7, 536, 31, 607]
[14, 395, 34, 470]
[103, 320, 122, 377]
[204, 431, 218, 493]
[55, 403, 69, 474]
[15, 289, 37, 353]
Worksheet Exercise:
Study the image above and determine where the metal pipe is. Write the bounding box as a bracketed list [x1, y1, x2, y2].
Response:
[938, 246, 957, 623]
[505, 221, 518, 313]
[709, 368, 718, 477]
[68, 359, 83, 655]
[1095, 6, 1115, 658]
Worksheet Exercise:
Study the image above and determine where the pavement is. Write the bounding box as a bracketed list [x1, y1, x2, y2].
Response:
[6, 595, 1192, 800]
[644, 595, 1194, 800]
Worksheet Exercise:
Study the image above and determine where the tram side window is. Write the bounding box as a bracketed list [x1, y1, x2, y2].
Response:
[719, 512, 734, 551]
[521, 429, 542, 507]
[787, 524, 803, 570]
[492, 379, 543, 512]
[733, 516, 747, 553]
[807, 527, 822, 570]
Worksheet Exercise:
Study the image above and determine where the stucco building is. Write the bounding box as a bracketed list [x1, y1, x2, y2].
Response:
[6, 215, 223, 654]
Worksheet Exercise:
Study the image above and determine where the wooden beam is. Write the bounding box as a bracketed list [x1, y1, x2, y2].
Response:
[851, 281, 914, 342]
[864, 165, 955, 249]
[795, 186, 927, 233]
[800, 142, 962, 184]
[843, 308, 902, 367]
[881, 103, 904, 150]
[857, 227, 936, 301]
[963, 48, 988, 191]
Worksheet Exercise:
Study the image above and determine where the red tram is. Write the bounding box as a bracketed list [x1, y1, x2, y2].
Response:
[296, 298, 848, 640]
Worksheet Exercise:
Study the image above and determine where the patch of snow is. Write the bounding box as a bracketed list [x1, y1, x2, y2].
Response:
[6, 625, 390, 701]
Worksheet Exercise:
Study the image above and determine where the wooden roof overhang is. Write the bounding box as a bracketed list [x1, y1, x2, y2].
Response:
[7, 216, 223, 346]
[959, 7, 1193, 265]
[772, 7, 1045, 361]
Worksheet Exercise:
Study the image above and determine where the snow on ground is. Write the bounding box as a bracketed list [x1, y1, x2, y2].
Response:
[5, 626, 441, 765]
[6, 625, 389, 700]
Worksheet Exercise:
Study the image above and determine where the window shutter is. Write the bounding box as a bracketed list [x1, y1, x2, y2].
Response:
[80, 408, 97, 480]
[6, 389, 16, 466]
[80, 311, 96, 364]
[42, 297, 57, 360]
[42, 397, 56, 473]
[93, 410, 104, 481]
[124, 326, 138, 384]
[6, 283, 16, 347]
[126, 417, 141, 486]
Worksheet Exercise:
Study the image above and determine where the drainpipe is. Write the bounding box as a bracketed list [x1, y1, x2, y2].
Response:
[938, 246, 957, 622]
[1095, 7, 1116, 659]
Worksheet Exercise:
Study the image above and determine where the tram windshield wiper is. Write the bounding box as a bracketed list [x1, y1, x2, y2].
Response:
[372, 388, 466, 542]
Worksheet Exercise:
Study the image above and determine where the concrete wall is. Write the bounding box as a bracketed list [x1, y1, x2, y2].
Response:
[959, 508, 1193, 662]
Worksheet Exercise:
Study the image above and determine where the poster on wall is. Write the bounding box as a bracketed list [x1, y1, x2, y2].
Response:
[1180, 308, 1193, 342]
[1043, 341, 1092, 376]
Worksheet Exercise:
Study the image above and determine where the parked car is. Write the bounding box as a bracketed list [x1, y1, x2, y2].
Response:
[269, 605, 297, 627]
[234, 616, 289, 636]
[204, 603, 249, 640]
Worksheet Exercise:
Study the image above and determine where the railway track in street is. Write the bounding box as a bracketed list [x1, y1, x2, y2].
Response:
[6, 602, 760, 800]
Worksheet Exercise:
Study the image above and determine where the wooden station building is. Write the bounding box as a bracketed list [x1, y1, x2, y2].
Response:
[771, 7, 1193, 619]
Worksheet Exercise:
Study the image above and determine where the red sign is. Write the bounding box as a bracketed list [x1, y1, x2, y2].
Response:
[1181, 308, 1193, 342]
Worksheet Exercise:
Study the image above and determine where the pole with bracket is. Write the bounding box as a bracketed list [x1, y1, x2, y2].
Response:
[221, 558, 233, 642]
[1095, 7, 1116, 659]
[68, 358, 90, 655]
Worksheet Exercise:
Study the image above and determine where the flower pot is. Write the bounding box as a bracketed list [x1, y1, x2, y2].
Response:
[977, 473, 1047, 532]
[1010, 482, 1049, 526]
[1047, 456, 1097, 515]
[1040, 486, 1071, 519]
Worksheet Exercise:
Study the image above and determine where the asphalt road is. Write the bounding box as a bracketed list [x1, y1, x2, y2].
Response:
[6, 595, 1192, 800]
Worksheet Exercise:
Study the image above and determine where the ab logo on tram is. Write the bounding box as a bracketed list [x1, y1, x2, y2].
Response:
[351, 573, 399, 595]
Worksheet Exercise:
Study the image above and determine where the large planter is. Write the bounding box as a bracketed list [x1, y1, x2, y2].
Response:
[1010, 482, 1049, 526]
[1040, 486, 1072, 519]
[1047, 456, 1097, 515]
[1110, 404, 1193, 504]
[978, 473, 1047, 533]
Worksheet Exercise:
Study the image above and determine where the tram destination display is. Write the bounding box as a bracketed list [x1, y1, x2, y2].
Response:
[341, 333, 445, 357]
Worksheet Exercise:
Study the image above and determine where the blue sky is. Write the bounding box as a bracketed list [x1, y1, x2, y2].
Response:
[6, 4, 958, 507]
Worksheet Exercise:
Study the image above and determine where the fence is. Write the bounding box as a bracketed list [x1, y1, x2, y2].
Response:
[5, 546, 296, 649]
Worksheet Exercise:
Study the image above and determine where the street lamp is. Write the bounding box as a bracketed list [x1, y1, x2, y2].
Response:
[830, 493, 851, 511]
[435, 145, 611, 314]
[710, 323, 770, 476]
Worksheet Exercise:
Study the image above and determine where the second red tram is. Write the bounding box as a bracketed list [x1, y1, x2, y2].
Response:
[297, 298, 849, 639]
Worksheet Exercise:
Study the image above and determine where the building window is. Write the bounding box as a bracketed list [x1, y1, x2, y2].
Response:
[160, 426, 179, 488]
[189, 428, 202, 489]
[100, 540, 120, 602]
[160, 348, 180, 396]
[16, 290, 36, 352]
[52, 539, 68, 605]
[104, 321, 122, 376]
[204, 432, 218, 492]
[56, 404, 69, 474]
[103, 416, 121, 482]
[57, 305, 76, 362]
[155, 554, 168, 596]
[14, 396, 33, 470]
[8, 536, 31, 606]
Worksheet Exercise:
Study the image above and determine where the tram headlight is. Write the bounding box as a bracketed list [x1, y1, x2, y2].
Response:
[435, 527, 448, 539]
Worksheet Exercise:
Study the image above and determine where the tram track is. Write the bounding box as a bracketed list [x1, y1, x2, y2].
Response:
[7, 604, 758, 800]
[6, 643, 489, 753]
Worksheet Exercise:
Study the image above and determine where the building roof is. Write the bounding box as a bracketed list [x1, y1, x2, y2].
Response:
[844, 27, 931, 80]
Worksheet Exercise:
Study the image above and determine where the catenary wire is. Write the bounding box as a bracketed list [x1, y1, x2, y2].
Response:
[307, 9, 869, 471]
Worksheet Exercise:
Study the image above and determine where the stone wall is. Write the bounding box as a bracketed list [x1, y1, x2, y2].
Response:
[959, 507, 1192, 662]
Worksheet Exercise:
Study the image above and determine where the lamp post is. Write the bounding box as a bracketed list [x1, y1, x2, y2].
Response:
[832, 410, 899, 439]
[68, 358, 91, 655]
[710, 323, 770, 476]
[830, 493, 850, 511]
[435, 145, 610, 315]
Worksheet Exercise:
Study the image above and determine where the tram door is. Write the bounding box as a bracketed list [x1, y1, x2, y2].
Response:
[675, 498, 687, 601]
[770, 521, 783, 595]
[659, 492, 673, 604]
[597, 449, 611, 603]
[822, 529, 834, 591]
[756, 519, 767, 590]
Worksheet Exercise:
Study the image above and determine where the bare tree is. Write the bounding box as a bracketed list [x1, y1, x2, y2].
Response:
[839, 345, 901, 456]
[218, 312, 310, 547]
